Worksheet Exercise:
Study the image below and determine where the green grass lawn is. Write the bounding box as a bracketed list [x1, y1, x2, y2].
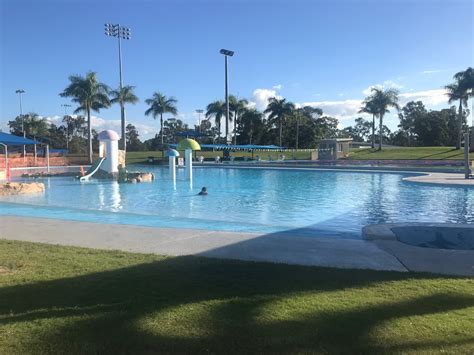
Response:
[346, 147, 465, 160]
[67, 147, 466, 166]
[0, 240, 473, 354]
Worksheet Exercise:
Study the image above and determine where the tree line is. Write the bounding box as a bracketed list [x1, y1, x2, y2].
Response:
[8, 67, 473, 160]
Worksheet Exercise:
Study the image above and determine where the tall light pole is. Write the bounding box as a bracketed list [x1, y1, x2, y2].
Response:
[15, 89, 26, 158]
[105, 23, 131, 152]
[61, 104, 72, 150]
[220, 49, 234, 144]
[196, 109, 204, 132]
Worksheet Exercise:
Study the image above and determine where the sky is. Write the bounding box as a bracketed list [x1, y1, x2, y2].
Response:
[1, 0, 473, 140]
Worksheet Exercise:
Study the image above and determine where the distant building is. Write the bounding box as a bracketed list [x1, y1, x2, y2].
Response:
[316, 138, 353, 160]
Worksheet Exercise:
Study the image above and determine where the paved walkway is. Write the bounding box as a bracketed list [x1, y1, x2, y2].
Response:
[0, 216, 407, 272]
[403, 172, 474, 186]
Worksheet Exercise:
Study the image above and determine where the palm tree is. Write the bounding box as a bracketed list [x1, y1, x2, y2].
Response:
[109, 85, 139, 151]
[445, 82, 469, 149]
[368, 88, 399, 150]
[358, 99, 378, 148]
[264, 97, 295, 147]
[145, 92, 178, 146]
[229, 96, 248, 144]
[25, 113, 49, 140]
[60, 72, 110, 163]
[206, 100, 226, 142]
[240, 108, 262, 145]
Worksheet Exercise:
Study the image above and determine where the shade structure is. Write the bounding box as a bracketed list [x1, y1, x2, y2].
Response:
[0, 132, 39, 145]
[170, 143, 285, 151]
[177, 138, 201, 151]
[0, 132, 42, 181]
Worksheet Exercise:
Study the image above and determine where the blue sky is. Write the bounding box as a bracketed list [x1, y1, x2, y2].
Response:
[1, 0, 473, 139]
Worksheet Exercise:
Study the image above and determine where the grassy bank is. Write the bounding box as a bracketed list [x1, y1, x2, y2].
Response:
[0, 240, 473, 354]
[346, 147, 465, 160]
[66, 147, 465, 165]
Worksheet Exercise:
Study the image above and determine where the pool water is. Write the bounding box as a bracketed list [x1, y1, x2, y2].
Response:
[1, 167, 473, 238]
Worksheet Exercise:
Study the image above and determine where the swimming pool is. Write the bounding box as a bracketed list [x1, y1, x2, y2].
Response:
[1, 166, 472, 238]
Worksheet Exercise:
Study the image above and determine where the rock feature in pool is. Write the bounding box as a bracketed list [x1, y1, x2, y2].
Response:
[0, 182, 45, 196]
[391, 225, 474, 251]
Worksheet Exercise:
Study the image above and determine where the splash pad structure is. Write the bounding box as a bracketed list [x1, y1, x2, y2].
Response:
[176, 138, 201, 183]
[80, 130, 153, 183]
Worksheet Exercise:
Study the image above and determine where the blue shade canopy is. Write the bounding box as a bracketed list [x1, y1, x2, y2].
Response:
[169, 143, 285, 151]
[0, 132, 39, 145]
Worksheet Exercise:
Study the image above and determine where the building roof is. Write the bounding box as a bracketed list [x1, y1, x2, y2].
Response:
[0, 132, 39, 146]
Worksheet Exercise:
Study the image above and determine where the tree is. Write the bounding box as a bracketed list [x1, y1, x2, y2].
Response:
[454, 67, 474, 103]
[358, 99, 378, 148]
[47, 124, 67, 149]
[62, 115, 87, 150]
[340, 117, 372, 142]
[145, 92, 178, 146]
[8, 113, 48, 139]
[367, 88, 399, 150]
[398, 101, 427, 146]
[60, 71, 111, 163]
[109, 85, 139, 151]
[238, 108, 264, 145]
[125, 124, 143, 151]
[206, 100, 226, 142]
[264, 97, 295, 147]
[229, 96, 248, 144]
[446, 68, 472, 149]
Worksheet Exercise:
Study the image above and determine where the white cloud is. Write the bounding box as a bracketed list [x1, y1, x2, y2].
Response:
[272, 84, 283, 90]
[399, 89, 448, 106]
[362, 80, 404, 96]
[300, 99, 363, 121]
[251, 88, 282, 110]
[421, 69, 445, 74]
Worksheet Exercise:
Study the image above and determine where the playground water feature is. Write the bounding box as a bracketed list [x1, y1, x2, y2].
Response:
[1, 166, 473, 238]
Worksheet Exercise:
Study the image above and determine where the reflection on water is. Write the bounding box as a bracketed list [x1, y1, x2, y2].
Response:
[1, 167, 473, 238]
[97, 181, 122, 211]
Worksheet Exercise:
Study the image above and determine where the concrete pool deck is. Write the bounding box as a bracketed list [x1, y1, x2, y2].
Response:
[402, 172, 474, 186]
[0, 216, 408, 272]
[363, 224, 474, 277]
[2, 216, 473, 276]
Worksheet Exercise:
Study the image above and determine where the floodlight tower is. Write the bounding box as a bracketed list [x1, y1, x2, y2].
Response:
[15, 89, 26, 158]
[196, 109, 204, 132]
[219, 49, 234, 144]
[105, 23, 131, 152]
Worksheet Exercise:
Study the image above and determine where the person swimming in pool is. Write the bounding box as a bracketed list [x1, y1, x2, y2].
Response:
[197, 187, 208, 195]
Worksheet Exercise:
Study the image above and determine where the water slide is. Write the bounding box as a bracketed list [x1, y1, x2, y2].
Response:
[78, 157, 106, 181]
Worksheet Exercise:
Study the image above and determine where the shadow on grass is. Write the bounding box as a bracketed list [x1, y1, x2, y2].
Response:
[1, 256, 473, 353]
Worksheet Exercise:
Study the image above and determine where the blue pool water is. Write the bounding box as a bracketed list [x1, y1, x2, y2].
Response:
[1, 166, 473, 238]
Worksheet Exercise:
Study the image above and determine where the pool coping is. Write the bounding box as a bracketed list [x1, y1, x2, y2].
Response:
[362, 223, 474, 277]
[402, 172, 474, 186]
[0, 216, 407, 273]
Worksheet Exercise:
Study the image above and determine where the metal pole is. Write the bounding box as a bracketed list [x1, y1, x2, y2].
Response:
[225, 55, 229, 144]
[465, 132, 470, 179]
[117, 27, 126, 153]
[296, 119, 299, 150]
[46, 144, 50, 173]
[17, 91, 26, 160]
